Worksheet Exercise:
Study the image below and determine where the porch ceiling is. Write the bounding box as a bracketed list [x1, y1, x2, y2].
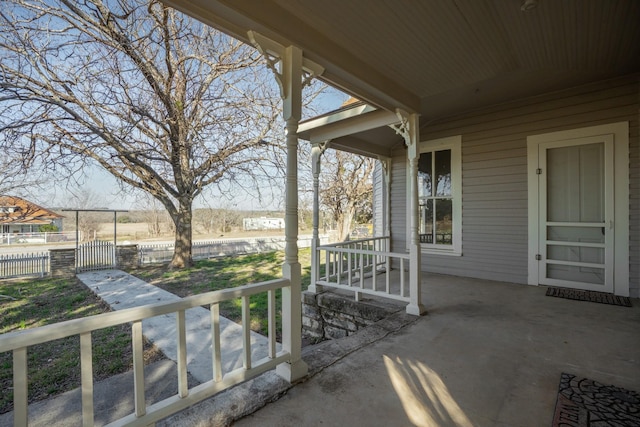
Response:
[163, 0, 640, 155]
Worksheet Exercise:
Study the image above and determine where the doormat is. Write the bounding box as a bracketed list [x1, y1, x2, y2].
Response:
[545, 287, 632, 307]
[552, 373, 640, 426]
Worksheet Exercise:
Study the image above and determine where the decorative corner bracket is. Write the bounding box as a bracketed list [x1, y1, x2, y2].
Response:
[377, 155, 391, 180]
[248, 31, 324, 99]
[390, 109, 411, 145]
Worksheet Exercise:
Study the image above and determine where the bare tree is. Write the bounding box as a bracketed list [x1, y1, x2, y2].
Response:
[138, 193, 167, 238]
[320, 150, 375, 241]
[0, 155, 45, 196]
[193, 208, 216, 235]
[0, 0, 287, 268]
[66, 189, 104, 241]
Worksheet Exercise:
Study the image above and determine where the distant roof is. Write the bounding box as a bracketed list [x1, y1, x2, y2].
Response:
[0, 195, 63, 225]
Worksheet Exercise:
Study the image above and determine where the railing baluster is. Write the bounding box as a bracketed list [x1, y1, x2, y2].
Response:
[347, 250, 352, 286]
[13, 347, 28, 427]
[359, 252, 364, 289]
[268, 290, 276, 359]
[177, 310, 188, 398]
[210, 303, 222, 382]
[372, 256, 377, 292]
[386, 257, 391, 294]
[400, 258, 406, 297]
[242, 296, 251, 370]
[325, 250, 330, 281]
[80, 332, 94, 426]
[131, 320, 146, 417]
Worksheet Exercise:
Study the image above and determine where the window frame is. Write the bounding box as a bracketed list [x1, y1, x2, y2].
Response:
[407, 135, 462, 256]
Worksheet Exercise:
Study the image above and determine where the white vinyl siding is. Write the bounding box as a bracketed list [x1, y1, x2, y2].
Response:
[372, 161, 386, 237]
[387, 75, 639, 296]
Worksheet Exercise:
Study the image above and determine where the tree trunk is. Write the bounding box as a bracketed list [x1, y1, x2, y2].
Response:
[338, 205, 356, 241]
[171, 199, 193, 269]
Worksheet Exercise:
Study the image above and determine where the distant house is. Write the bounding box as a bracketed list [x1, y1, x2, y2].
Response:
[243, 217, 284, 231]
[0, 195, 64, 234]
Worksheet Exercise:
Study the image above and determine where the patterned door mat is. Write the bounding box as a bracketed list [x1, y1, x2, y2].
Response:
[546, 287, 632, 307]
[553, 373, 640, 426]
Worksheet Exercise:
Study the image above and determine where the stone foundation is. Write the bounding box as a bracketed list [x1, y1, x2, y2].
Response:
[302, 291, 403, 340]
[116, 244, 139, 270]
[49, 248, 76, 278]
[49, 244, 140, 277]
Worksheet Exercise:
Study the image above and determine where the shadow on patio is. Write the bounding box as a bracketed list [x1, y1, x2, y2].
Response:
[230, 273, 640, 426]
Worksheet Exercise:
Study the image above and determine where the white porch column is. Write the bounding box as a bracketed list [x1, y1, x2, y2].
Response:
[394, 111, 426, 315]
[249, 32, 323, 381]
[309, 140, 329, 294]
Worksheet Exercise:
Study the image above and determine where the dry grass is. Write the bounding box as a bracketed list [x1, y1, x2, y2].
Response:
[0, 278, 164, 414]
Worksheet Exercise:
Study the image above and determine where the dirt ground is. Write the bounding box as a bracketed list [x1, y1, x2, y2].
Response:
[95, 222, 288, 242]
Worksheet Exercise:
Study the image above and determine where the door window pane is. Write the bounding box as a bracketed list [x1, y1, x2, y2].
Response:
[547, 143, 604, 223]
[547, 245, 604, 264]
[546, 226, 604, 244]
[547, 265, 604, 285]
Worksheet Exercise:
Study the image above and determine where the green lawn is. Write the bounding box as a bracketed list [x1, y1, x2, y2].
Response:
[134, 248, 313, 336]
[0, 277, 163, 414]
[0, 248, 312, 414]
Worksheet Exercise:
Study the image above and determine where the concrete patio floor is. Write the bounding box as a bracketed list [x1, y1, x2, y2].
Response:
[233, 273, 640, 427]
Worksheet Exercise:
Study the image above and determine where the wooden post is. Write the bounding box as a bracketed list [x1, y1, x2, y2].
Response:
[249, 32, 322, 382]
[309, 141, 328, 294]
[395, 111, 426, 316]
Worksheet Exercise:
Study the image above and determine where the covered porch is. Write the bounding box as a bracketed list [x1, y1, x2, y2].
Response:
[1, 1, 637, 425]
[234, 273, 640, 426]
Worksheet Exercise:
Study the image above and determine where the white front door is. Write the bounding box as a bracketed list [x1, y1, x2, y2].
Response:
[539, 136, 614, 292]
[527, 122, 629, 296]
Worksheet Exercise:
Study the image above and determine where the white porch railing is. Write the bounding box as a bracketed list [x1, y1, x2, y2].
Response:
[313, 236, 411, 303]
[0, 278, 290, 426]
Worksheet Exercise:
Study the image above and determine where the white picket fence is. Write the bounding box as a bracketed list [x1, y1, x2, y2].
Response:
[139, 235, 324, 264]
[0, 252, 49, 278]
[76, 240, 116, 272]
[1, 231, 80, 245]
[0, 236, 330, 278]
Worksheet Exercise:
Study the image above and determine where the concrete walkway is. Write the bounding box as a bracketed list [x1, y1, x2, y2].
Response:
[77, 269, 276, 382]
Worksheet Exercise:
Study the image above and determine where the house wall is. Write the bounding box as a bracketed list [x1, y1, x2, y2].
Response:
[372, 161, 386, 237]
[388, 75, 639, 297]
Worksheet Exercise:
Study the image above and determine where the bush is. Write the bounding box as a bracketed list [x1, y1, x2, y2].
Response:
[38, 224, 59, 232]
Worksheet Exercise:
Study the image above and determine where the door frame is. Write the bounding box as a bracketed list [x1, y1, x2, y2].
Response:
[527, 122, 629, 296]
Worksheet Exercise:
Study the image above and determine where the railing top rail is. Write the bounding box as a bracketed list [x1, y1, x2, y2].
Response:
[318, 236, 390, 248]
[0, 278, 289, 353]
[317, 246, 409, 258]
